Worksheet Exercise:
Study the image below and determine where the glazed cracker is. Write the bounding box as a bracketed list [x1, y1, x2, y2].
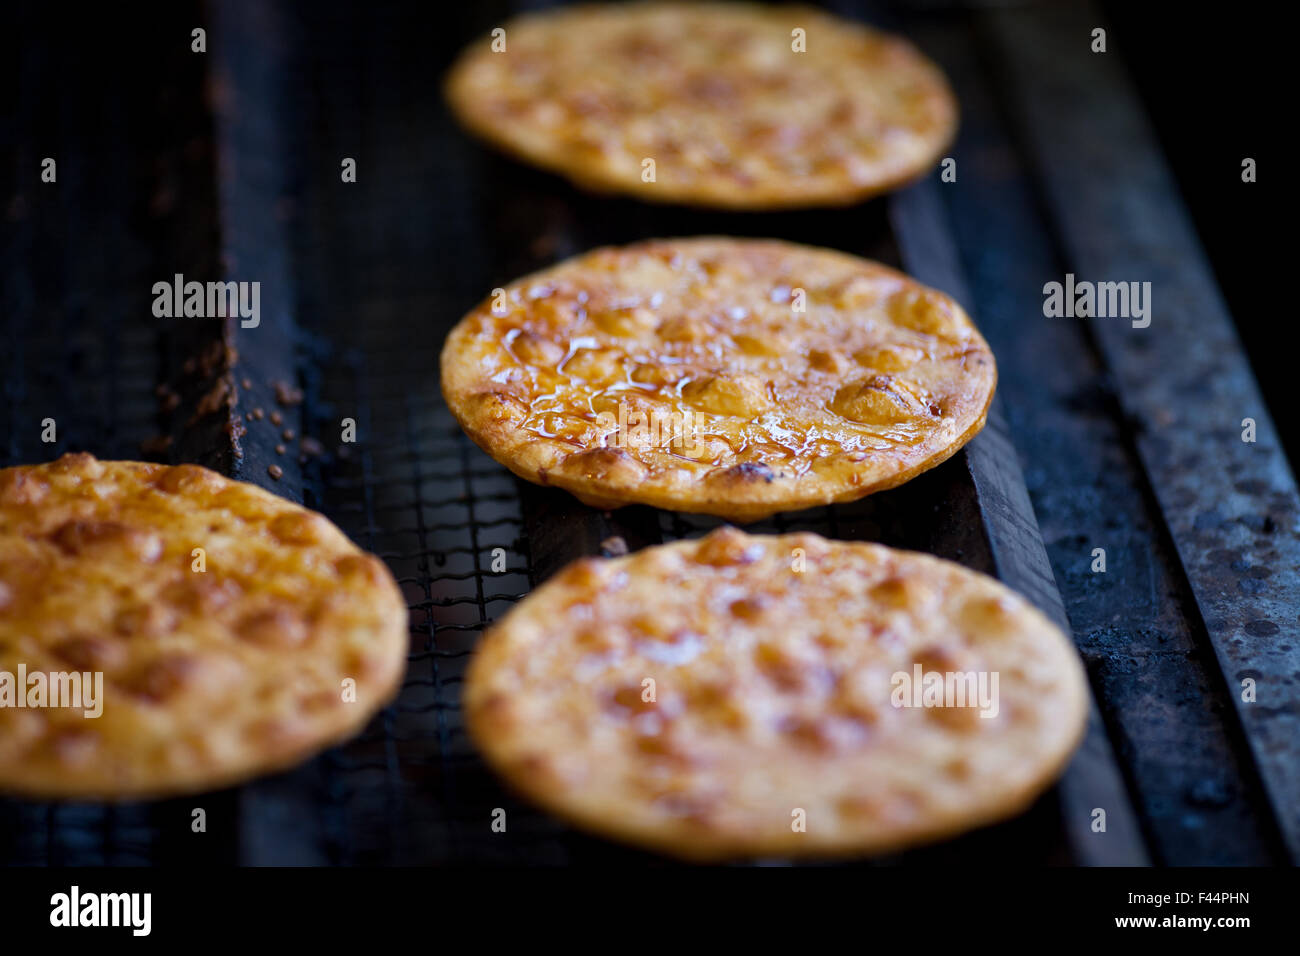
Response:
[445, 3, 956, 208]
[441, 238, 995, 521]
[0, 454, 408, 799]
[465, 528, 1088, 860]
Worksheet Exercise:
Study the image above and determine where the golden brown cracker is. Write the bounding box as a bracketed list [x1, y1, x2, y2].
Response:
[465, 527, 1088, 860]
[446, 2, 957, 208]
[441, 237, 996, 521]
[0, 454, 408, 799]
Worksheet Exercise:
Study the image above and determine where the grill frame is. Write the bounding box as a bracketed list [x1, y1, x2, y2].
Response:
[1, 0, 1294, 866]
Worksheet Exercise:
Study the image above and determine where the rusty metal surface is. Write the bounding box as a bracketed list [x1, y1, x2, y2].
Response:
[0, 0, 242, 866]
[889, 179, 1148, 864]
[898, 5, 1289, 864]
[980, 0, 1300, 861]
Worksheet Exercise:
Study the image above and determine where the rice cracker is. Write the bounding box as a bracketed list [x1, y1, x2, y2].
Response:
[0, 454, 408, 799]
[446, 2, 956, 208]
[465, 527, 1087, 860]
[441, 237, 995, 521]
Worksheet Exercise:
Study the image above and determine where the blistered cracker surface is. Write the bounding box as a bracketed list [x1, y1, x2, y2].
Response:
[466, 528, 1087, 860]
[445, 2, 957, 208]
[0, 454, 408, 799]
[441, 238, 996, 521]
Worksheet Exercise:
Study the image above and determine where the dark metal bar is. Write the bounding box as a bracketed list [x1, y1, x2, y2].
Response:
[890, 179, 1150, 865]
[204, 0, 305, 499]
[897, 2, 1287, 866]
[983, 0, 1300, 863]
[0, 0, 245, 866]
[201, 0, 331, 864]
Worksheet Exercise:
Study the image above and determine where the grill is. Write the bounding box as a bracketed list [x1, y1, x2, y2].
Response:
[2, 0, 1295, 866]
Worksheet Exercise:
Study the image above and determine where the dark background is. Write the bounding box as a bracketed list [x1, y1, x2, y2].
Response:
[1100, 1, 1284, 468]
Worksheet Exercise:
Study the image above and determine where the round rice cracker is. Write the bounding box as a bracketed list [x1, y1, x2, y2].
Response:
[0, 454, 408, 800]
[441, 237, 996, 522]
[445, 3, 957, 209]
[465, 528, 1088, 861]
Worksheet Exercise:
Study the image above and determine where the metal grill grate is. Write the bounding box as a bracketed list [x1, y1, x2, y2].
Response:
[298, 345, 534, 865]
[281, 316, 685, 863]
[3, 0, 1296, 866]
[0, 0, 1179, 867]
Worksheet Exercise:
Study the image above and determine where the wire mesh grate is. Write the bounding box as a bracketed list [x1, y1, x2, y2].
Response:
[2, 0, 1168, 867]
